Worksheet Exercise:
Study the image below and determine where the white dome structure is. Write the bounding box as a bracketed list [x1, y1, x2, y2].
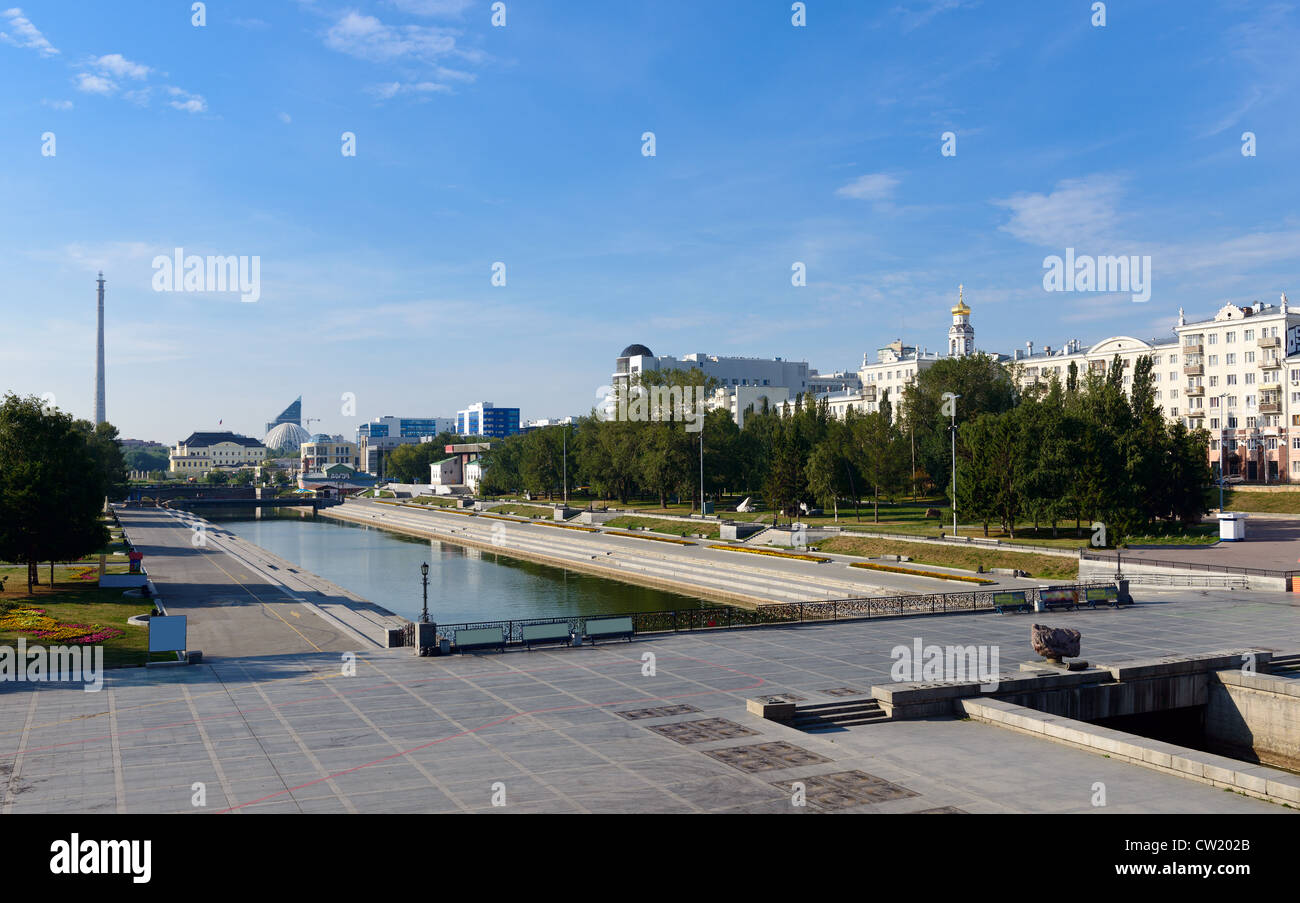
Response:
[263, 422, 311, 451]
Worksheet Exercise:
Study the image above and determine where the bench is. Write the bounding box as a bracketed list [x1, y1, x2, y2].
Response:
[991, 591, 1031, 614]
[1040, 589, 1078, 612]
[454, 626, 506, 653]
[1087, 585, 1130, 607]
[522, 622, 571, 650]
[585, 615, 635, 644]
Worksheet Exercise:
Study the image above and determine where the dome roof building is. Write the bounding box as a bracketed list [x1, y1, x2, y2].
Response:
[263, 422, 312, 451]
[620, 344, 653, 358]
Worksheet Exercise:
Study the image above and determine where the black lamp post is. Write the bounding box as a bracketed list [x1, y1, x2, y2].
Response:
[419, 561, 430, 624]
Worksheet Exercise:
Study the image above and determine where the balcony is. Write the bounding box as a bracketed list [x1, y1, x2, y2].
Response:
[1188, 408, 1207, 418]
[1258, 336, 1281, 349]
[1182, 343, 1203, 354]
[1183, 364, 1204, 376]
[1260, 358, 1282, 370]
[1260, 402, 1282, 415]
[1185, 385, 1205, 397]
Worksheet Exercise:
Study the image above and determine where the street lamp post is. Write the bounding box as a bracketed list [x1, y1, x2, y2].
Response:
[949, 395, 961, 537]
[699, 429, 705, 514]
[562, 425, 568, 505]
[419, 561, 430, 624]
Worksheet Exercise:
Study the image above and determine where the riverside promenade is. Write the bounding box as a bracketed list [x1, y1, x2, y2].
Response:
[2, 586, 1298, 814]
[324, 499, 1042, 607]
[115, 507, 408, 658]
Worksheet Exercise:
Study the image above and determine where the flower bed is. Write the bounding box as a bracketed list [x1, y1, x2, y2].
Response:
[604, 531, 696, 546]
[0, 606, 125, 644]
[848, 561, 995, 584]
[708, 545, 830, 563]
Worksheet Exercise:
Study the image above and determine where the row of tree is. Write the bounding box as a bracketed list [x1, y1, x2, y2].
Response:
[0, 394, 128, 593]
[475, 354, 1213, 543]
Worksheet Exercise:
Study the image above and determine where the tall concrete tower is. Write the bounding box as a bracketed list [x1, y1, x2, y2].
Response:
[94, 272, 106, 425]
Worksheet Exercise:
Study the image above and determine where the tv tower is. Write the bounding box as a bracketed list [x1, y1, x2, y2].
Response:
[94, 272, 106, 425]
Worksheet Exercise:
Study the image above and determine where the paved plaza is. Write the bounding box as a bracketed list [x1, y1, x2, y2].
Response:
[2, 589, 1298, 814]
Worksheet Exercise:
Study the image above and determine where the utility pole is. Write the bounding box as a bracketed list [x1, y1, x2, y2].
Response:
[699, 429, 705, 513]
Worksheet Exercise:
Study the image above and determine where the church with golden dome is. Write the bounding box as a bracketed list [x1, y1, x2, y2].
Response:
[948, 284, 975, 358]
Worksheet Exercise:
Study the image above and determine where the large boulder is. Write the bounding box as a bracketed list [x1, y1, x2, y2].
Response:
[1031, 624, 1081, 660]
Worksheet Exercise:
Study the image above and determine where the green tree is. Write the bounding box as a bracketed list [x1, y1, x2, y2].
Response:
[0, 395, 110, 593]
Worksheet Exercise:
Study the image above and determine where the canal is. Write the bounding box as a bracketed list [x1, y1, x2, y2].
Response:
[210, 509, 714, 625]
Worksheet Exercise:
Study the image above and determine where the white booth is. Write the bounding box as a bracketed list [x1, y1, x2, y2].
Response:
[1216, 512, 1248, 542]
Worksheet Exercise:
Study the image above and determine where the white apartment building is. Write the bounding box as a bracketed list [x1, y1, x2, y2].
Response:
[1013, 296, 1300, 481]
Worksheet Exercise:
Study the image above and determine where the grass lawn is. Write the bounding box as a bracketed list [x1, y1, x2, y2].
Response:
[814, 536, 1080, 581]
[0, 573, 173, 668]
[406, 496, 459, 507]
[605, 516, 721, 539]
[488, 503, 557, 519]
[1223, 489, 1300, 514]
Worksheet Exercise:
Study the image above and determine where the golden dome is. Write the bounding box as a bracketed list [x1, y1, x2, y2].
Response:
[951, 284, 970, 315]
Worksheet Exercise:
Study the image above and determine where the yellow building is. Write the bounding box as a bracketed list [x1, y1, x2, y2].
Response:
[169, 431, 267, 474]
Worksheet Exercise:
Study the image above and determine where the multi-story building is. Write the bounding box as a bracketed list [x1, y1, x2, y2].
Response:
[355, 416, 455, 443]
[456, 402, 521, 438]
[612, 345, 812, 397]
[169, 432, 267, 474]
[1011, 296, 1300, 481]
[300, 435, 359, 472]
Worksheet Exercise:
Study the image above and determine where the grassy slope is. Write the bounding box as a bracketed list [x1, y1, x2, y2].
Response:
[815, 536, 1079, 581]
[605, 516, 721, 539]
[1223, 489, 1300, 514]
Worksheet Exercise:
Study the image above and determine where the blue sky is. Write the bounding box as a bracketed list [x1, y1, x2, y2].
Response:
[1, 0, 1296, 444]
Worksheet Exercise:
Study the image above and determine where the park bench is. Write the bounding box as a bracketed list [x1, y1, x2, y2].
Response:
[1040, 589, 1079, 612]
[454, 626, 506, 653]
[992, 591, 1031, 614]
[585, 615, 635, 644]
[522, 621, 572, 650]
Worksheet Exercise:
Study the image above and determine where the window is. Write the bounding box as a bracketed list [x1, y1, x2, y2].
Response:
[1209, 355, 1219, 365]
[1210, 376, 1219, 387]
[1209, 334, 1218, 345]
[1246, 351, 1256, 363]
[1226, 353, 1237, 365]
[1246, 373, 1256, 385]
[1227, 332, 1237, 343]
[1227, 374, 1238, 385]
[1245, 329, 1255, 340]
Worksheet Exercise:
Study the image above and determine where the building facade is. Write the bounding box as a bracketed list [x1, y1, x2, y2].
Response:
[300, 435, 359, 472]
[456, 402, 521, 438]
[169, 432, 267, 474]
[356, 415, 455, 442]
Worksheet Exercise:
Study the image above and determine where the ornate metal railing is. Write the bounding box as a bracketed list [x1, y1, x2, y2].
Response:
[404, 582, 1115, 648]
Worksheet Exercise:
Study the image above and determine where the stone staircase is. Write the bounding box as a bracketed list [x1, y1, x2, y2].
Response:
[1268, 653, 1300, 675]
[792, 698, 888, 733]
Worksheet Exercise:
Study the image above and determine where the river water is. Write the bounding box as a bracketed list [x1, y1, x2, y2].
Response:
[211, 509, 712, 625]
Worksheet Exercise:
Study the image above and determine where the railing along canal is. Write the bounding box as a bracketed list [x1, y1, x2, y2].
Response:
[410, 582, 1114, 648]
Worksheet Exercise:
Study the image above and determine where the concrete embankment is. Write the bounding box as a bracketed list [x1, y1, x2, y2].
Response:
[116, 506, 408, 655]
[322, 499, 1041, 610]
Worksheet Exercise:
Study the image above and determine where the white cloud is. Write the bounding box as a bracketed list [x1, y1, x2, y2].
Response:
[0, 8, 58, 56]
[41, 97, 72, 110]
[278, 111, 292, 123]
[75, 72, 116, 95]
[835, 173, 900, 201]
[91, 53, 151, 80]
[165, 86, 207, 114]
[326, 12, 458, 62]
[369, 80, 452, 100]
[993, 174, 1125, 248]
